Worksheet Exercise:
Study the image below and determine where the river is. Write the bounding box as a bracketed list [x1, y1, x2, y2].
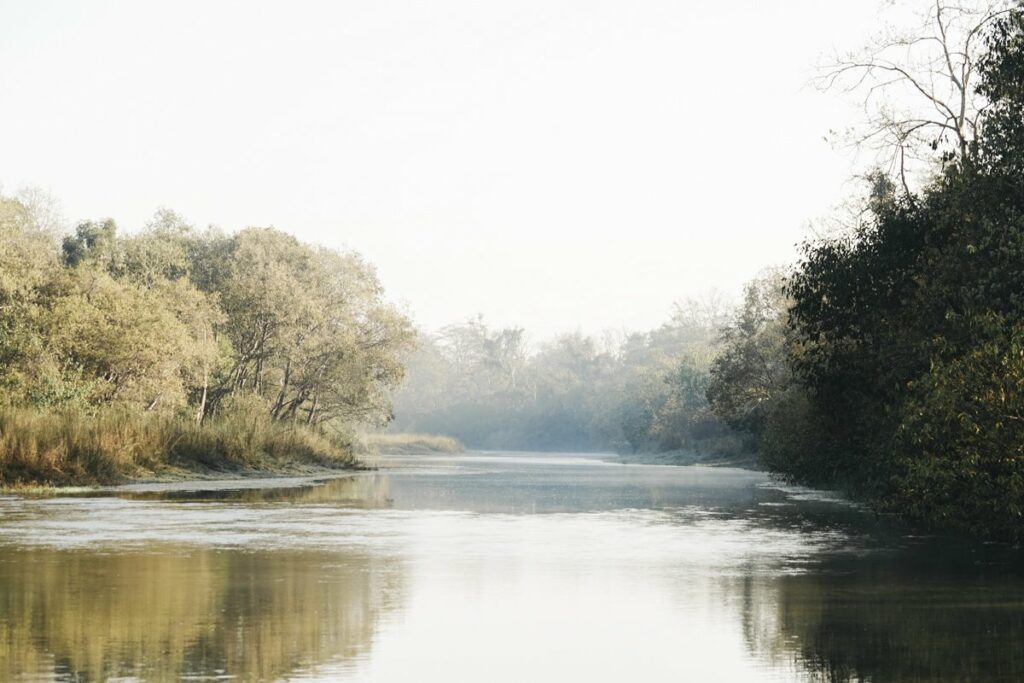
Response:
[0, 451, 1022, 682]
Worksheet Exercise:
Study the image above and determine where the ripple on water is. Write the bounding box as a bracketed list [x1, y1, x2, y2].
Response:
[0, 492, 850, 579]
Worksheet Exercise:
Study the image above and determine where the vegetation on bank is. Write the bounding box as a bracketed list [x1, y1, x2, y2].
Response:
[0, 406, 357, 486]
[0, 196, 413, 485]
[358, 432, 465, 455]
[708, 4, 1024, 541]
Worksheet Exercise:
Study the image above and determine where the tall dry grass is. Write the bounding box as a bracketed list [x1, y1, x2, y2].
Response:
[0, 407, 357, 486]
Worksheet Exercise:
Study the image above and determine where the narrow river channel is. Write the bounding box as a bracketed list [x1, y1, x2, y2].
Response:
[1, 451, 1022, 681]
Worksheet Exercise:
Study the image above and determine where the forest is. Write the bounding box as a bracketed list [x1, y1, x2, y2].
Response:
[389, 302, 742, 459]
[0, 201, 414, 483]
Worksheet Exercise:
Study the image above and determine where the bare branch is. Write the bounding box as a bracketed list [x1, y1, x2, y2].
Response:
[815, 0, 1012, 190]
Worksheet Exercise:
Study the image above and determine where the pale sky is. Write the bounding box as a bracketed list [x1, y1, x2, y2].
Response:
[0, 0, 884, 338]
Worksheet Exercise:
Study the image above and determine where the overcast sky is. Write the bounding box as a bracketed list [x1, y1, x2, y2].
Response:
[1, 0, 886, 338]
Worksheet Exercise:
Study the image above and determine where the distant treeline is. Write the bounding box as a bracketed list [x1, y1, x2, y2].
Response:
[707, 8, 1024, 541]
[390, 302, 744, 459]
[0, 201, 413, 483]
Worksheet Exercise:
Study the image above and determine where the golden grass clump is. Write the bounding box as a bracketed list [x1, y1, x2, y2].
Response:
[0, 406, 358, 486]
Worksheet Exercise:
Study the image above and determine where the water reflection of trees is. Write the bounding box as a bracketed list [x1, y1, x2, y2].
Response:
[0, 545, 405, 681]
[740, 551, 1024, 682]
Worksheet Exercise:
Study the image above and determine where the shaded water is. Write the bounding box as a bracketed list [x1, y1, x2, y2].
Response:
[1, 451, 1023, 681]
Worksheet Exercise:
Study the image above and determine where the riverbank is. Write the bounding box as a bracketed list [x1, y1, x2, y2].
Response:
[358, 432, 465, 455]
[0, 407, 360, 487]
[1, 466, 364, 497]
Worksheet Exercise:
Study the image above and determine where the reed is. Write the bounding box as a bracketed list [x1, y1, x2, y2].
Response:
[0, 407, 357, 486]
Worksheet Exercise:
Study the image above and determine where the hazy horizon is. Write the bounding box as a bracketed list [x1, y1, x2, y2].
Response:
[1, 0, 890, 338]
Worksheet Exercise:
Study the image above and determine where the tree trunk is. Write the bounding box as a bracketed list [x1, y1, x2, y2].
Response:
[307, 392, 319, 425]
[196, 364, 208, 425]
[271, 359, 292, 419]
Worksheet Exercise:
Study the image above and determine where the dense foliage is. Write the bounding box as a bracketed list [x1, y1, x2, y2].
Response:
[708, 7, 1024, 541]
[0, 202, 413, 482]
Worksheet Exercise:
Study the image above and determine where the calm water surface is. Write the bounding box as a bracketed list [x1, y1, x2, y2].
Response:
[1, 451, 1023, 682]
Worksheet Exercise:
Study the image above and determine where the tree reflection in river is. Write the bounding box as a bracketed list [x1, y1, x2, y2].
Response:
[740, 542, 1024, 682]
[0, 545, 405, 682]
[113, 474, 395, 507]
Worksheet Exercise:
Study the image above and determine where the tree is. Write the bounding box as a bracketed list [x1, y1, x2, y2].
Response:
[707, 269, 790, 437]
[888, 315, 1024, 538]
[817, 0, 1014, 191]
[192, 227, 414, 427]
[0, 194, 62, 401]
[762, 3, 1024, 533]
[118, 209, 195, 287]
[62, 219, 119, 269]
[977, 7, 1024, 176]
[45, 268, 198, 409]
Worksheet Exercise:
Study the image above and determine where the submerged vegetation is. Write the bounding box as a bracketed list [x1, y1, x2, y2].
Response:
[0, 198, 413, 484]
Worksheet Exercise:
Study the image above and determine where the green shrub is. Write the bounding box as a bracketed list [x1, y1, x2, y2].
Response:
[885, 318, 1024, 541]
